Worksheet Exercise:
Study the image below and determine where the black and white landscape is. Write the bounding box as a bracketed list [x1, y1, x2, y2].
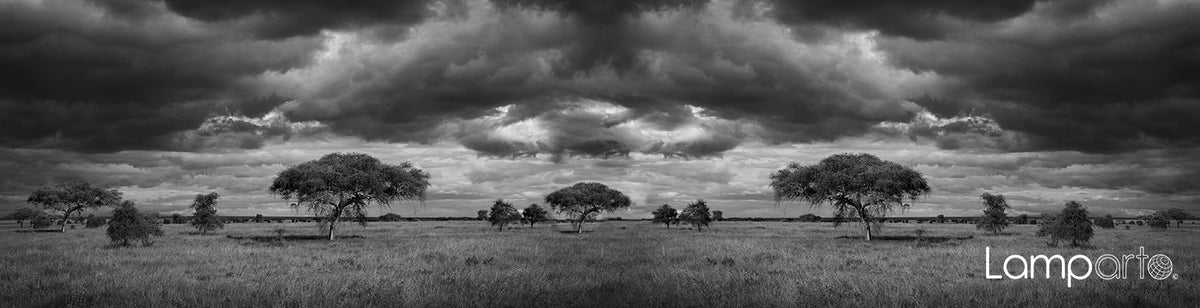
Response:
[1, 0, 1197, 307]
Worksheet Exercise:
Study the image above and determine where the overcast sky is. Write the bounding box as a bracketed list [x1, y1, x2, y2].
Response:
[2, 0, 1198, 219]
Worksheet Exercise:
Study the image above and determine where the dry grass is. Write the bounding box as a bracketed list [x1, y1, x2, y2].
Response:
[0, 221, 1196, 307]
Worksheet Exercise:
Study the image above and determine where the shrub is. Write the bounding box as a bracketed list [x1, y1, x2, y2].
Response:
[796, 214, 821, 222]
[1013, 214, 1030, 225]
[31, 213, 53, 229]
[85, 215, 106, 228]
[106, 201, 163, 247]
[379, 213, 404, 222]
[1036, 201, 1093, 247]
[1094, 215, 1115, 229]
[1147, 215, 1170, 229]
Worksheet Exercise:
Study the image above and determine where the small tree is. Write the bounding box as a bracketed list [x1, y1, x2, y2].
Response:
[1094, 215, 1115, 229]
[487, 199, 521, 231]
[1147, 214, 1170, 229]
[1037, 201, 1093, 247]
[170, 213, 186, 224]
[254, 214, 265, 223]
[521, 204, 549, 228]
[379, 213, 404, 222]
[476, 210, 489, 221]
[936, 215, 946, 224]
[269, 153, 431, 240]
[651, 204, 678, 229]
[1158, 208, 1192, 228]
[9, 208, 38, 228]
[1014, 214, 1030, 225]
[545, 182, 632, 233]
[106, 201, 163, 247]
[679, 200, 712, 232]
[770, 153, 930, 241]
[189, 192, 224, 234]
[975, 193, 1010, 235]
[712, 210, 724, 221]
[26, 181, 122, 232]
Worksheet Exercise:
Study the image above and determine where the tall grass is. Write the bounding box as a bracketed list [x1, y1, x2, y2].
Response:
[0, 221, 1195, 307]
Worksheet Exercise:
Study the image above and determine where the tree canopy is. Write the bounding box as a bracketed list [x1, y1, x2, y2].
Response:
[27, 181, 122, 232]
[488, 199, 521, 231]
[679, 200, 712, 232]
[189, 192, 224, 234]
[1157, 208, 1193, 228]
[975, 193, 1010, 235]
[651, 204, 678, 229]
[769, 153, 930, 240]
[269, 152, 430, 240]
[522, 204, 549, 228]
[544, 182, 631, 233]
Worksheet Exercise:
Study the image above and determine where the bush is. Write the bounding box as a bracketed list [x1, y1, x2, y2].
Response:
[1147, 215, 1170, 229]
[379, 213, 404, 222]
[796, 214, 821, 222]
[1036, 201, 1093, 247]
[30, 213, 53, 229]
[106, 201, 164, 247]
[1094, 215, 1115, 229]
[85, 215, 106, 228]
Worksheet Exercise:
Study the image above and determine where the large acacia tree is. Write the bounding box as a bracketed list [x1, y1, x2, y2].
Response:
[27, 181, 122, 232]
[269, 153, 431, 240]
[544, 182, 631, 233]
[769, 153, 930, 241]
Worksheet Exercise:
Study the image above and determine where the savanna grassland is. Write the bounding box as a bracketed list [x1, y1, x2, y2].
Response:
[1, 220, 1196, 307]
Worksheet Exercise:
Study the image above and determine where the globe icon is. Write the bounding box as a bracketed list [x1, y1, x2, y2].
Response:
[1147, 254, 1173, 280]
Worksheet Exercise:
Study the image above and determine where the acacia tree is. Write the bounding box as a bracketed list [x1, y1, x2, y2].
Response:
[269, 153, 431, 240]
[189, 192, 224, 234]
[651, 204, 678, 229]
[488, 199, 521, 231]
[1158, 208, 1193, 228]
[679, 200, 712, 232]
[770, 153, 930, 241]
[522, 204, 549, 228]
[975, 193, 1010, 235]
[27, 181, 122, 232]
[544, 182, 631, 233]
[8, 208, 37, 228]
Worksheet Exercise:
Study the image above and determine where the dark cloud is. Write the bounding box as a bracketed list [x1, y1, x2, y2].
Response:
[160, 0, 439, 39]
[875, 0, 1200, 152]
[0, 0, 325, 152]
[756, 0, 1041, 40]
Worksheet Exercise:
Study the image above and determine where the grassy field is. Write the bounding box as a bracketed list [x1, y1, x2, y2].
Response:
[0, 220, 1196, 307]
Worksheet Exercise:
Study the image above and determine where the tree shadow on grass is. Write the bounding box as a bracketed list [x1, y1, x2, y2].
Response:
[225, 234, 364, 242]
[836, 235, 974, 242]
[13, 229, 62, 233]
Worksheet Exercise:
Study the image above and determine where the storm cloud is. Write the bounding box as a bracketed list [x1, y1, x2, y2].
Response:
[1, 0, 1198, 217]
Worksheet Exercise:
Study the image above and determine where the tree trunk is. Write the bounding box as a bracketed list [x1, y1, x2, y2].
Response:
[60, 209, 74, 233]
[327, 221, 336, 240]
[864, 222, 873, 241]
